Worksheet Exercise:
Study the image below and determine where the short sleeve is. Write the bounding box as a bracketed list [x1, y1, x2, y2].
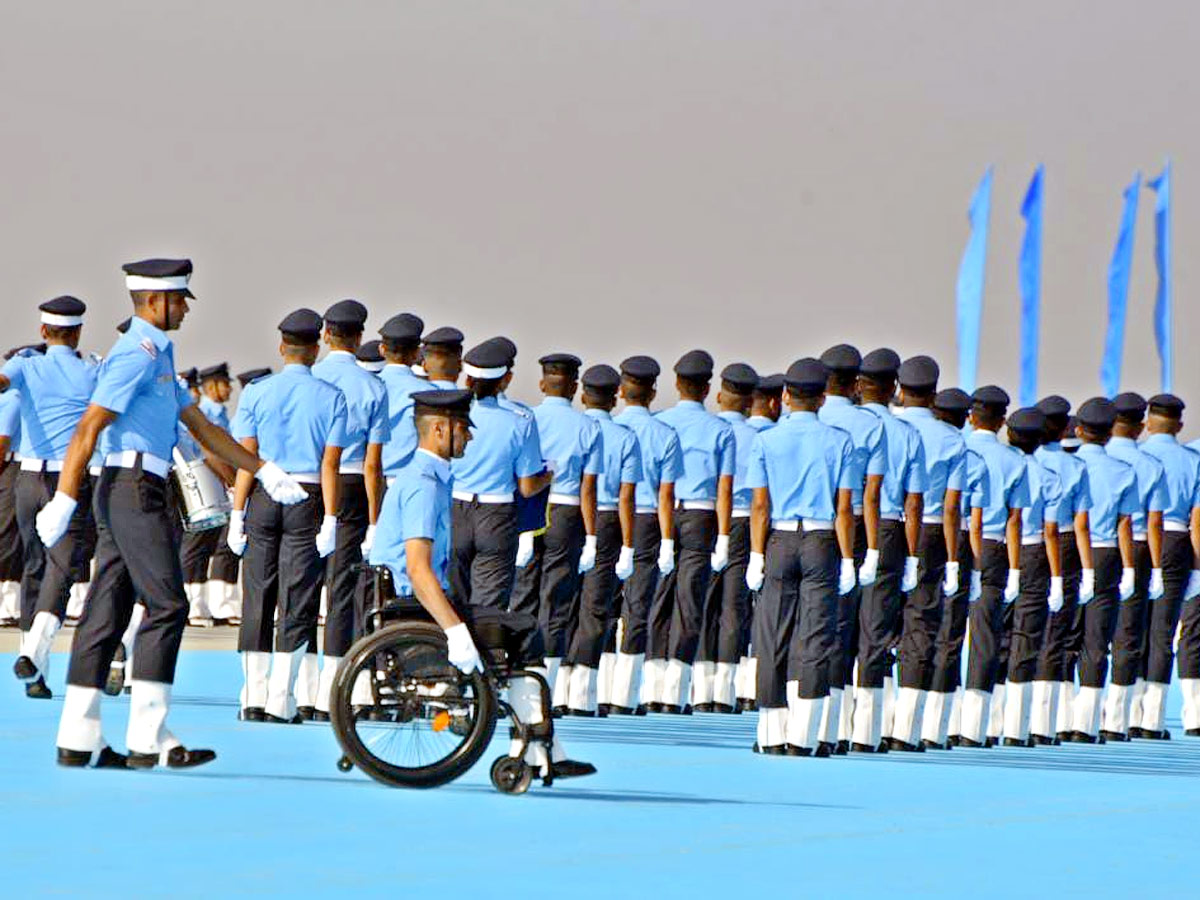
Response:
[583, 422, 604, 476]
[1119, 475, 1140, 517]
[905, 434, 928, 494]
[717, 425, 736, 477]
[945, 444, 966, 493]
[837, 437, 857, 491]
[1007, 460, 1032, 510]
[1074, 467, 1092, 515]
[1149, 468, 1168, 513]
[1192, 469, 1200, 511]
[621, 432, 642, 485]
[661, 432, 684, 484]
[865, 422, 887, 477]
[1, 356, 25, 390]
[515, 415, 543, 478]
[326, 390, 349, 448]
[230, 388, 257, 440]
[1042, 468, 1064, 526]
[968, 454, 990, 510]
[744, 434, 768, 490]
[0, 394, 20, 438]
[400, 474, 440, 541]
[367, 391, 391, 445]
[91, 347, 153, 415]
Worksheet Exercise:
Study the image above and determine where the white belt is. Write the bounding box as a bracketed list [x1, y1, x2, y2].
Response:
[549, 492, 580, 507]
[982, 531, 1006, 543]
[104, 451, 170, 479]
[288, 472, 321, 486]
[452, 490, 514, 504]
[596, 503, 618, 513]
[635, 505, 658, 515]
[853, 505, 864, 516]
[732, 508, 752, 519]
[1134, 532, 1148, 543]
[922, 514, 943, 525]
[1092, 539, 1117, 549]
[1021, 536, 1043, 546]
[339, 461, 364, 475]
[679, 500, 716, 511]
[88, 467, 101, 477]
[20, 458, 64, 473]
[771, 519, 833, 532]
[772, 519, 801, 532]
[881, 513, 903, 522]
[1165, 520, 1190, 533]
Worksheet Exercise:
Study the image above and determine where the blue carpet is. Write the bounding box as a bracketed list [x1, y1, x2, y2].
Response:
[3, 651, 1198, 897]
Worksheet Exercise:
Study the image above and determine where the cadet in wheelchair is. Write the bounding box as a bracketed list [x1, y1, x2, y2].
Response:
[338, 388, 595, 791]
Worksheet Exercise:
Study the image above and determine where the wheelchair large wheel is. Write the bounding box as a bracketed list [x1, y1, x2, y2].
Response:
[330, 621, 497, 789]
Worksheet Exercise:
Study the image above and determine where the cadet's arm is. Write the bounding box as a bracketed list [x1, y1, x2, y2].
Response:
[1005, 507, 1022, 571]
[364, 442, 384, 525]
[182, 405, 264, 475]
[0, 374, 9, 392]
[56, 404, 117, 501]
[1117, 515, 1135, 568]
[518, 470, 553, 498]
[863, 474, 882, 550]
[1045, 520, 1062, 577]
[321, 445, 342, 518]
[943, 489, 961, 560]
[406, 538, 463, 631]
[0, 435, 9, 476]
[903, 490, 923, 555]
[233, 438, 257, 511]
[750, 487, 769, 555]
[1147, 510, 1163, 568]
[1192, 506, 1200, 563]
[969, 507, 983, 560]
[716, 474, 733, 537]
[617, 482, 635, 548]
[658, 481, 676, 542]
[835, 488, 854, 559]
[580, 473, 597, 537]
[1075, 511, 1094, 570]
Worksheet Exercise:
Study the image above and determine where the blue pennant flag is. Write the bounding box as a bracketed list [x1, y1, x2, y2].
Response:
[1018, 166, 1044, 407]
[956, 167, 992, 394]
[1148, 161, 1172, 392]
[1101, 171, 1142, 398]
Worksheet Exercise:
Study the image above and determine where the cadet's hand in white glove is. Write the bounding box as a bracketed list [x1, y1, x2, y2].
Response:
[943, 560, 960, 596]
[615, 545, 635, 581]
[316, 515, 338, 558]
[1148, 568, 1165, 600]
[515, 531, 535, 568]
[1078, 568, 1095, 605]
[658, 538, 676, 576]
[838, 558, 857, 596]
[226, 509, 247, 556]
[1047, 576, 1064, 613]
[256, 461, 308, 505]
[901, 556, 920, 592]
[745, 552, 765, 592]
[858, 548, 879, 586]
[968, 570, 982, 603]
[36, 491, 77, 550]
[578, 534, 597, 573]
[1118, 567, 1136, 601]
[360, 524, 376, 556]
[711, 534, 730, 572]
[1003, 568, 1020, 603]
[445, 623, 483, 674]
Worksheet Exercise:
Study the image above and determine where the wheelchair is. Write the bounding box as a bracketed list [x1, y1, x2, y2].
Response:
[330, 566, 558, 794]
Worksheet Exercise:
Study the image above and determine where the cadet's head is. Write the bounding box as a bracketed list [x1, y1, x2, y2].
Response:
[323, 299, 368, 352]
[1036, 395, 1072, 443]
[619, 356, 660, 407]
[180, 368, 200, 402]
[1006, 408, 1046, 454]
[123, 258, 194, 332]
[1147, 394, 1186, 435]
[1077, 398, 1117, 445]
[379, 313, 424, 366]
[674, 350, 714, 403]
[414, 389, 474, 460]
[539, 353, 583, 400]
[463, 339, 509, 399]
[752, 373, 785, 421]
[858, 348, 901, 405]
[421, 327, 464, 382]
[1112, 392, 1147, 439]
[898, 355, 939, 407]
[718, 363, 758, 414]
[820, 344, 861, 398]
[491, 337, 519, 392]
[582, 364, 621, 412]
[37, 296, 86, 349]
[970, 386, 1010, 432]
[199, 363, 232, 403]
[933, 388, 971, 429]
[784, 358, 828, 413]
[277, 309, 324, 367]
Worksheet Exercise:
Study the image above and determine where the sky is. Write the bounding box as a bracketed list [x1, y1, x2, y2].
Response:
[2, 1, 1196, 431]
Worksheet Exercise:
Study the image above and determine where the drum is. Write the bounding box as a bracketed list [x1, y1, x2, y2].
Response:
[171, 449, 231, 533]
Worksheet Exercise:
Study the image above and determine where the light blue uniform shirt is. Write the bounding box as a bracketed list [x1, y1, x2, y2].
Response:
[1075, 443, 1139, 545]
[92, 317, 194, 461]
[0, 390, 20, 445]
[863, 403, 927, 518]
[370, 449, 453, 595]
[717, 410, 760, 512]
[311, 350, 390, 465]
[1, 345, 97, 460]
[1034, 442, 1092, 527]
[1106, 436, 1168, 537]
[380, 363, 435, 476]
[818, 395, 887, 510]
[960, 447, 990, 524]
[498, 393, 543, 469]
[198, 395, 230, 431]
[1141, 434, 1200, 526]
[584, 408, 642, 506]
[653, 400, 735, 503]
[533, 396, 603, 497]
[612, 405, 684, 511]
[897, 407, 966, 519]
[1020, 453, 1063, 540]
[744, 411, 855, 521]
[451, 396, 543, 495]
[965, 429, 1031, 536]
[747, 415, 777, 432]
[232, 364, 348, 472]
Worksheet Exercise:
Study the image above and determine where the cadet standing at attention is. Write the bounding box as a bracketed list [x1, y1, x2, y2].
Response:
[420, 326, 464, 389]
[611, 356, 683, 714]
[644, 350, 735, 714]
[312, 300, 390, 714]
[747, 373, 784, 431]
[0, 383, 20, 626]
[377, 313, 429, 480]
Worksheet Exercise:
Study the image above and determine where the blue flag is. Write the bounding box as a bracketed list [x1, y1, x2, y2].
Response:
[1148, 161, 1172, 392]
[956, 168, 992, 394]
[1018, 166, 1044, 407]
[1100, 172, 1142, 399]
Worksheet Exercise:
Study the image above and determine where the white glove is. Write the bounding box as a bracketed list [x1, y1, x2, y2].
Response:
[445, 622, 483, 674]
[1079, 569, 1095, 605]
[1186, 570, 1200, 601]
[1003, 569, 1020, 603]
[838, 558, 857, 595]
[226, 509, 247, 556]
[710, 534, 730, 572]
[578, 534, 597, 573]
[1148, 568, 1165, 601]
[1047, 576, 1064, 613]
[901, 556, 920, 592]
[858, 548, 880, 586]
[615, 545, 635, 581]
[968, 570, 982, 603]
[256, 461, 308, 505]
[658, 538, 676, 576]
[316, 515, 338, 558]
[1118, 567, 1136, 602]
[745, 551, 765, 591]
[360, 524, 376, 556]
[35, 491, 77, 550]
[515, 531, 535, 568]
[943, 561, 960, 596]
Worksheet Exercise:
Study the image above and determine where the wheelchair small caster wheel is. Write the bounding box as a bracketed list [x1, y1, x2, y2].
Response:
[337, 755, 354, 773]
[490, 756, 532, 795]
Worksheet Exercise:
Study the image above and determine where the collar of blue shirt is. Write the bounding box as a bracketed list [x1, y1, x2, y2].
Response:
[415, 447, 452, 481]
[541, 396, 572, 408]
[899, 406, 933, 420]
[718, 410, 746, 423]
[1107, 436, 1138, 449]
[127, 315, 170, 351]
[620, 405, 651, 417]
[1076, 443, 1106, 458]
[969, 428, 998, 443]
[676, 400, 704, 410]
[584, 408, 611, 421]
[785, 410, 818, 423]
[324, 350, 356, 364]
[46, 345, 74, 358]
[384, 363, 412, 374]
[823, 395, 852, 408]
[1144, 433, 1178, 447]
[282, 363, 311, 374]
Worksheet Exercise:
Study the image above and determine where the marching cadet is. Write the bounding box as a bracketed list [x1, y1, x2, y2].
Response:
[852, 348, 926, 751]
[200, 363, 243, 625]
[1068, 398, 1138, 742]
[510, 352, 601, 706]
[957, 386, 1029, 748]
[643, 350, 735, 714]
[450, 340, 549, 611]
[747, 373, 784, 431]
[694, 363, 759, 713]
[3, 298, 96, 698]
[1136, 395, 1200, 738]
[0, 384, 20, 627]
[744, 358, 856, 755]
[889, 356, 966, 751]
[378, 313, 428, 480]
[999, 408, 1063, 746]
[355, 340, 385, 373]
[1029, 395, 1094, 745]
[818, 344, 886, 751]
[46, 257, 308, 769]
[229, 309, 348, 723]
[312, 299, 390, 715]
[564, 364, 640, 715]
[1103, 393, 1167, 739]
[420, 326, 464, 388]
[611, 356, 683, 713]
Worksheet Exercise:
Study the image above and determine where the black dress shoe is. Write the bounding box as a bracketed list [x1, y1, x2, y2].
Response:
[239, 707, 266, 722]
[886, 737, 921, 753]
[1186, 728, 1200, 738]
[310, 709, 330, 722]
[26, 677, 52, 700]
[784, 744, 813, 757]
[633, 704, 649, 716]
[597, 703, 612, 716]
[609, 705, 636, 715]
[661, 704, 683, 715]
[983, 736, 998, 748]
[753, 743, 787, 756]
[713, 702, 737, 714]
[947, 735, 962, 747]
[956, 736, 985, 748]
[1056, 730, 1074, 743]
[1001, 737, 1029, 748]
[1030, 733, 1058, 746]
[297, 706, 316, 721]
[1099, 730, 1129, 743]
[13, 655, 36, 680]
[264, 712, 304, 724]
[849, 742, 876, 753]
[1127, 726, 1146, 739]
[737, 698, 758, 712]
[566, 708, 596, 718]
[551, 760, 597, 778]
[815, 742, 834, 758]
[551, 705, 569, 718]
[692, 702, 715, 713]
[1067, 731, 1099, 744]
[835, 739, 849, 755]
[57, 746, 128, 769]
[644, 702, 664, 714]
[874, 740, 890, 754]
[127, 746, 217, 770]
[921, 739, 949, 751]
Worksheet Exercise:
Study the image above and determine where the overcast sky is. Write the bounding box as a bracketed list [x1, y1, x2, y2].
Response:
[2, 2, 1196, 432]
